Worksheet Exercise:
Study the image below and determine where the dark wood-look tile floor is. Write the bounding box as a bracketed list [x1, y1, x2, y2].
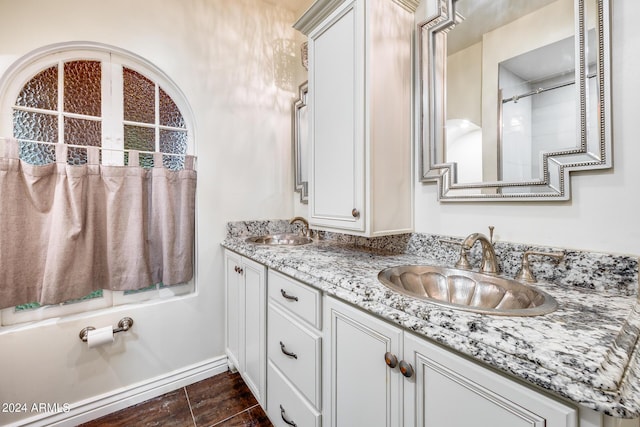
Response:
[80, 371, 273, 427]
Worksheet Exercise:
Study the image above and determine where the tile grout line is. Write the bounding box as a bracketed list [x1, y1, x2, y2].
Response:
[183, 386, 198, 427]
[209, 403, 262, 427]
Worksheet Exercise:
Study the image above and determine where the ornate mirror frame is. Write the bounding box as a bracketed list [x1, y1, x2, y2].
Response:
[417, 0, 612, 201]
[293, 81, 309, 203]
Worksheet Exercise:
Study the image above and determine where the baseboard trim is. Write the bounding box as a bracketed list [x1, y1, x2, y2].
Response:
[9, 355, 229, 427]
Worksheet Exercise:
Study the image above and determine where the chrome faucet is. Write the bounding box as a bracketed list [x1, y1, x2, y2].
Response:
[289, 216, 311, 238]
[455, 232, 499, 274]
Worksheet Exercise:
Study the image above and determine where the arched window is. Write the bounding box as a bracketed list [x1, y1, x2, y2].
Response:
[0, 43, 196, 325]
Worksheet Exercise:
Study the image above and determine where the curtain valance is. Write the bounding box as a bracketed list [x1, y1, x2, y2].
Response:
[0, 139, 196, 310]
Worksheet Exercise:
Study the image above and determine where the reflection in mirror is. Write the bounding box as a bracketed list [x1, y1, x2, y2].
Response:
[293, 81, 309, 203]
[418, 0, 611, 201]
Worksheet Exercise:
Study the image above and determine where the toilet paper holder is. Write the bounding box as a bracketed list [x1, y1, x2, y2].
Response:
[79, 317, 134, 342]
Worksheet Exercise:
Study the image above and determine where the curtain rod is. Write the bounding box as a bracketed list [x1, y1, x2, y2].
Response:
[0, 137, 194, 158]
[502, 73, 596, 104]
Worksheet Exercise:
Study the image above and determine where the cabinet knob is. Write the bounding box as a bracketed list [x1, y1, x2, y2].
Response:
[399, 360, 414, 378]
[280, 404, 297, 427]
[384, 352, 398, 368]
[351, 208, 360, 218]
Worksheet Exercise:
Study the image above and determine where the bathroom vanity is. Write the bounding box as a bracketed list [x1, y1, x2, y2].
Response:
[223, 220, 640, 427]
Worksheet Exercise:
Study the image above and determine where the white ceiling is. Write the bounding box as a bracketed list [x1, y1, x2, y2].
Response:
[265, 0, 314, 15]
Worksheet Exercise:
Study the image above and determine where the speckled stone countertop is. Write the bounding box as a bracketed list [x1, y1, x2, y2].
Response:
[222, 220, 640, 418]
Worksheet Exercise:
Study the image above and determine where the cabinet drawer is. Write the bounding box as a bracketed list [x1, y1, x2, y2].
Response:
[267, 361, 321, 427]
[268, 270, 321, 329]
[268, 303, 321, 408]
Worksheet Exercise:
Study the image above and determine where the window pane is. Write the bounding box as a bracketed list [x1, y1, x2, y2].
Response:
[62, 289, 103, 305]
[13, 109, 58, 165]
[14, 302, 41, 312]
[160, 129, 187, 170]
[15, 65, 58, 111]
[14, 290, 104, 312]
[64, 117, 102, 165]
[124, 124, 155, 167]
[123, 68, 155, 124]
[13, 110, 58, 142]
[64, 60, 101, 117]
[160, 88, 185, 128]
[123, 284, 157, 295]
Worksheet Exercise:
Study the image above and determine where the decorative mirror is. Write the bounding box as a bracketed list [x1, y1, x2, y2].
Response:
[417, 0, 611, 201]
[293, 81, 309, 203]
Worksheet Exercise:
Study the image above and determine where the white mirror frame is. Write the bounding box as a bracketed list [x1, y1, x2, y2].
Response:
[417, 0, 612, 201]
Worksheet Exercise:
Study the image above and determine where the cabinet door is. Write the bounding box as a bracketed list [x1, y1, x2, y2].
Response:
[403, 332, 577, 427]
[308, 0, 364, 232]
[241, 256, 267, 406]
[224, 250, 242, 371]
[324, 297, 403, 427]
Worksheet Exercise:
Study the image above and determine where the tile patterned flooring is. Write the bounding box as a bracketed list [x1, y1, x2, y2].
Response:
[80, 371, 273, 427]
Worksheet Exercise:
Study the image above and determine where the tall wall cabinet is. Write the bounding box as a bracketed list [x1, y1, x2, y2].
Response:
[294, 0, 416, 237]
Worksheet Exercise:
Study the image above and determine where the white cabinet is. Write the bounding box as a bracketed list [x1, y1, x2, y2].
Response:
[294, 0, 414, 237]
[323, 296, 404, 426]
[403, 332, 577, 427]
[224, 250, 266, 407]
[266, 271, 322, 427]
[323, 296, 579, 427]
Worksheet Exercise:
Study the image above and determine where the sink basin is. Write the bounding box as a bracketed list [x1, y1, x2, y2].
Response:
[378, 265, 558, 316]
[245, 233, 312, 246]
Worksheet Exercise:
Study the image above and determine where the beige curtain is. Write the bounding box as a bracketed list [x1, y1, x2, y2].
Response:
[0, 139, 196, 310]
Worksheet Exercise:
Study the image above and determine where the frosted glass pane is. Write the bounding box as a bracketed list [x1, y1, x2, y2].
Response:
[159, 88, 185, 128]
[15, 66, 58, 110]
[160, 129, 187, 170]
[123, 68, 155, 124]
[18, 141, 56, 165]
[124, 125, 155, 167]
[64, 61, 101, 117]
[13, 110, 58, 142]
[13, 109, 58, 165]
[15, 290, 104, 311]
[64, 117, 102, 165]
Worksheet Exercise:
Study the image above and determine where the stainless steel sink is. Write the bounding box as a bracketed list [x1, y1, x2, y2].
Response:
[378, 265, 558, 316]
[245, 233, 312, 246]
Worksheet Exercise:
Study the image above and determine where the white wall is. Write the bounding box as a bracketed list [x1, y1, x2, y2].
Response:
[416, 1, 640, 256]
[1, 0, 638, 424]
[0, 0, 305, 424]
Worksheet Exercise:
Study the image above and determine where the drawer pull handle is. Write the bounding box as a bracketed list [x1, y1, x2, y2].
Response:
[280, 341, 298, 359]
[280, 289, 299, 301]
[280, 404, 297, 427]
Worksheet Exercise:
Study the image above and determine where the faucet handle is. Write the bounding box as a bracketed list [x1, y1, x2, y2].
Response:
[515, 250, 564, 283]
[455, 248, 473, 270]
[438, 238, 473, 270]
[438, 238, 462, 246]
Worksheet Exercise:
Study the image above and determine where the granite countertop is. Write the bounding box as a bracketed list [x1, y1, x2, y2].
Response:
[222, 221, 640, 418]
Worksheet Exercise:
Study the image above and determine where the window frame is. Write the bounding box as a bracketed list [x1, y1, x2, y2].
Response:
[0, 42, 197, 327]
